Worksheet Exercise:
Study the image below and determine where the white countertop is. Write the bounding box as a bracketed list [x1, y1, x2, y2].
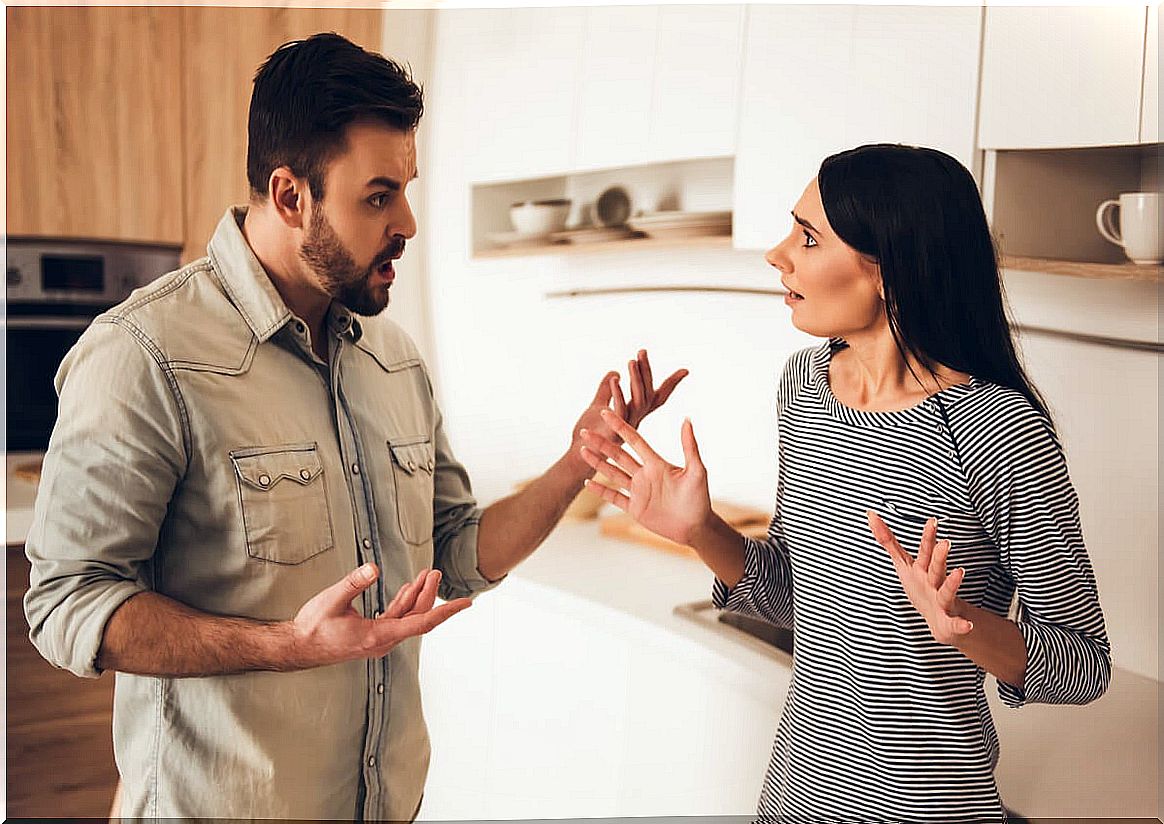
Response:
[516, 519, 1160, 821]
[5, 451, 43, 547]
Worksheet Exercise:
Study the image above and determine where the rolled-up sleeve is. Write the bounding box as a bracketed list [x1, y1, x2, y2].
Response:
[962, 400, 1111, 708]
[712, 530, 795, 629]
[24, 318, 187, 678]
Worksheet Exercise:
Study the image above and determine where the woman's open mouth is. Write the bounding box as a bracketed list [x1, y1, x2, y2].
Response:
[784, 289, 804, 305]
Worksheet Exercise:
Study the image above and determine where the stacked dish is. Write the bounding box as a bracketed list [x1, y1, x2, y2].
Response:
[626, 210, 732, 240]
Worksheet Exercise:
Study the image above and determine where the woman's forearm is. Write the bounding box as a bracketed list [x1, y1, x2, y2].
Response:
[950, 600, 1028, 688]
[687, 513, 748, 588]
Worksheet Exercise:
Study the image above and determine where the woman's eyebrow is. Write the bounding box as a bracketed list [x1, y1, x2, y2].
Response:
[792, 211, 819, 233]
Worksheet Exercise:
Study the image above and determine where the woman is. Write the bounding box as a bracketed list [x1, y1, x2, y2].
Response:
[578, 144, 1110, 822]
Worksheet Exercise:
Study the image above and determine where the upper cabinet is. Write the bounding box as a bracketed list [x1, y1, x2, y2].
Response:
[442, 5, 743, 182]
[1142, 4, 1159, 143]
[978, 6, 1149, 149]
[7, 7, 184, 244]
[732, 4, 982, 250]
[180, 8, 382, 261]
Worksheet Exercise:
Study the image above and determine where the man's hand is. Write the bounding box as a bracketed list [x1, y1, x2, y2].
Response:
[570, 349, 688, 458]
[289, 564, 471, 669]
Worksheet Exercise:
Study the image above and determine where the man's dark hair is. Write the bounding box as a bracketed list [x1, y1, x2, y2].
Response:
[247, 32, 423, 201]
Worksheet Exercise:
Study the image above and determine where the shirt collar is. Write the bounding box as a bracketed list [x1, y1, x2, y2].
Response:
[207, 205, 363, 344]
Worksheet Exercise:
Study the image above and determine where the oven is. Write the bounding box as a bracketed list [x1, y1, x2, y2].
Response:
[6, 239, 181, 451]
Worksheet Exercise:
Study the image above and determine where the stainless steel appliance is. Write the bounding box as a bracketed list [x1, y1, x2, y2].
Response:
[6, 238, 181, 451]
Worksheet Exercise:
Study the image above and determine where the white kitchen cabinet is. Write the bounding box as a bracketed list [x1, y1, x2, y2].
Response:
[648, 5, 745, 163]
[1142, 4, 1159, 143]
[978, 5, 1148, 149]
[439, 7, 586, 182]
[574, 6, 657, 171]
[732, 5, 982, 251]
[574, 5, 744, 171]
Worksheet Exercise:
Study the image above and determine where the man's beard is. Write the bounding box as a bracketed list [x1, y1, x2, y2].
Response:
[299, 205, 402, 317]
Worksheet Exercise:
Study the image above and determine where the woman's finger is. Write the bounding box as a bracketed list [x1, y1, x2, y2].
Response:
[599, 408, 663, 464]
[580, 428, 643, 475]
[579, 445, 633, 490]
[930, 539, 951, 589]
[680, 418, 704, 470]
[916, 517, 937, 572]
[584, 477, 630, 512]
[866, 511, 913, 567]
[937, 565, 965, 611]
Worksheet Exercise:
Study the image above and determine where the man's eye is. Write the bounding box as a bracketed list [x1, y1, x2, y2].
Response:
[803, 231, 817, 247]
[369, 194, 389, 208]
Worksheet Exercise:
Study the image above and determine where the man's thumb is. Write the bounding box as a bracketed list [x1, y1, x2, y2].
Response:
[332, 563, 379, 607]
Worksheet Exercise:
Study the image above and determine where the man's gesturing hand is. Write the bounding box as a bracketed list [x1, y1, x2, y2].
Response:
[288, 564, 471, 669]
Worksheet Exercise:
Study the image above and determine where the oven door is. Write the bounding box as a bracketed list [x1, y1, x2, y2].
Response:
[7, 314, 99, 452]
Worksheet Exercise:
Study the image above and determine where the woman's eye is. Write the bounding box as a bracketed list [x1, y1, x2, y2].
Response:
[802, 231, 817, 248]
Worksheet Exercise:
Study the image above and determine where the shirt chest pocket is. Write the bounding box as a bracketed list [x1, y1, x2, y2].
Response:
[230, 443, 335, 564]
[388, 436, 435, 546]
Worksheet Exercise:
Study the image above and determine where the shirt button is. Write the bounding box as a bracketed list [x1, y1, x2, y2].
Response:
[367, 756, 376, 768]
[258, 474, 271, 487]
[407, 460, 417, 471]
[351, 463, 360, 475]
[295, 322, 305, 334]
[426, 459, 434, 471]
[362, 538, 372, 549]
[299, 468, 311, 481]
[948, 450, 957, 459]
[376, 684, 385, 695]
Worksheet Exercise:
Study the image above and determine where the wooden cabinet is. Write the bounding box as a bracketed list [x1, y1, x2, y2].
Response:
[978, 5, 1148, 149]
[6, 7, 184, 244]
[7, 7, 382, 260]
[732, 4, 982, 251]
[180, 8, 382, 262]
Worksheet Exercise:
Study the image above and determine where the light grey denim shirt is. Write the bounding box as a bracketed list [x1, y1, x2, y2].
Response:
[24, 207, 499, 820]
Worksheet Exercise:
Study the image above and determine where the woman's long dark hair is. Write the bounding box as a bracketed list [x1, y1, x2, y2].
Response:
[817, 143, 1052, 423]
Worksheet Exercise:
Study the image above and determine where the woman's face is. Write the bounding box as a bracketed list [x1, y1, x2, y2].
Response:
[765, 179, 885, 339]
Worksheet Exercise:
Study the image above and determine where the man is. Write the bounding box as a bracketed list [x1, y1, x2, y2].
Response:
[23, 33, 686, 820]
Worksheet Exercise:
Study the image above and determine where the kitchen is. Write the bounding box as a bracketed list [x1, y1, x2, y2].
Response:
[4, 3, 1160, 821]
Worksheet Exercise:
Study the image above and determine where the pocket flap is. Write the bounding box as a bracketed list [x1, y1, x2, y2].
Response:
[388, 436, 435, 476]
[230, 444, 324, 490]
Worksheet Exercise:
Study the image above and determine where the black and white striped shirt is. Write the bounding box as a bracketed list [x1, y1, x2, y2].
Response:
[713, 340, 1110, 823]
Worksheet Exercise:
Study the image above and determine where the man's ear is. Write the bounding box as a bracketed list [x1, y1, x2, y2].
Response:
[269, 167, 307, 229]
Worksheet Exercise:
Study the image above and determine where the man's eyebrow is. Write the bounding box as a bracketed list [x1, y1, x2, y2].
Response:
[792, 211, 819, 234]
[365, 170, 420, 190]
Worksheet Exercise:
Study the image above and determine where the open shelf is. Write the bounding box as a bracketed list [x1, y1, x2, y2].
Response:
[473, 232, 732, 260]
[1001, 255, 1163, 282]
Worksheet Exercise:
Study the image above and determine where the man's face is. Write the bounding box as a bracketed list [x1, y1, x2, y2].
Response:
[299, 122, 418, 316]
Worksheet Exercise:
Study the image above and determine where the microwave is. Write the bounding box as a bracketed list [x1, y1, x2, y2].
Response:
[6, 238, 182, 452]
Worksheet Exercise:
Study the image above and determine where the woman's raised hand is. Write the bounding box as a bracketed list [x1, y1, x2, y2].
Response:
[578, 409, 713, 547]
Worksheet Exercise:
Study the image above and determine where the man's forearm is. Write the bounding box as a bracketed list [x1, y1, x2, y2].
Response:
[96, 591, 297, 677]
[475, 449, 591, 581]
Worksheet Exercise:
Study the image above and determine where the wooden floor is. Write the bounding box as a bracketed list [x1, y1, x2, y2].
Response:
[7, 547, 119, 817]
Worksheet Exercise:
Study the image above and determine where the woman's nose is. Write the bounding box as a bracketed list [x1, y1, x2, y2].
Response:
[765, 237, 792, 273]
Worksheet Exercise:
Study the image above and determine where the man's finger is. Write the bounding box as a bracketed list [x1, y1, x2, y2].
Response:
[637, 349, 654, 391]
[651, 369, 689, 409]
[599, 408, 662, 464]
[388, 568, 429, 618]
[592, 371, 617, 405]
[610, 375, 627, 421]
[409, 569, 442, 616]
[628, 359, 646, 412]
[383, 598, 473, 645]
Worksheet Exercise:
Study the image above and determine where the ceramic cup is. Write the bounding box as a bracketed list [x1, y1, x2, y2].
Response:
[1095, 191, 1163, 264]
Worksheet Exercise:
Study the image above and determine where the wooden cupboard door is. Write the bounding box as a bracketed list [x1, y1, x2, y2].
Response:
[649, 4, 745, 163]
[978, 5, 1147, 149]
[1142, 4, 1159, 143]
[6, 7, 184, 244]
[181, 8, 382, 263]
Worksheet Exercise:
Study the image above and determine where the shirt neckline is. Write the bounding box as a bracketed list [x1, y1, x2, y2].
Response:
[811, 338, 979, 428]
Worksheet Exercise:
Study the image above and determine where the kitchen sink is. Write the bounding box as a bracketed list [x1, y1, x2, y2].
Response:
[673, 599, 794, 661]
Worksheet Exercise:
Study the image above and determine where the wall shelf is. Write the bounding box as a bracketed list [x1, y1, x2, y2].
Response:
[1002, 255, 1163, 283]
[473, 233, 732, 260]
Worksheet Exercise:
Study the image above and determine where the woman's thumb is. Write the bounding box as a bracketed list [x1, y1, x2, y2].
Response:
[681, 417, 703, 468]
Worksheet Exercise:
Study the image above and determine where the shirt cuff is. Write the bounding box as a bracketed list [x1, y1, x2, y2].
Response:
[32, 579, 148, 679]
[997, 620, 1044, 708]
[436, 518, 505, 601]
[711, 535, 763, 613]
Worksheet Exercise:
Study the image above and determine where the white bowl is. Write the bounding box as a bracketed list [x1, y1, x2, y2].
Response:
[510, 199, 571, 235]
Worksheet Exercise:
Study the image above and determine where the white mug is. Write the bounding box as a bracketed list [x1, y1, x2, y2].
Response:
[1095, 191, 1162, 264]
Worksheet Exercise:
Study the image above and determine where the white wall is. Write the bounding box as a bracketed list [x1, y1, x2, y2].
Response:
[388, 7, 1159, 683]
